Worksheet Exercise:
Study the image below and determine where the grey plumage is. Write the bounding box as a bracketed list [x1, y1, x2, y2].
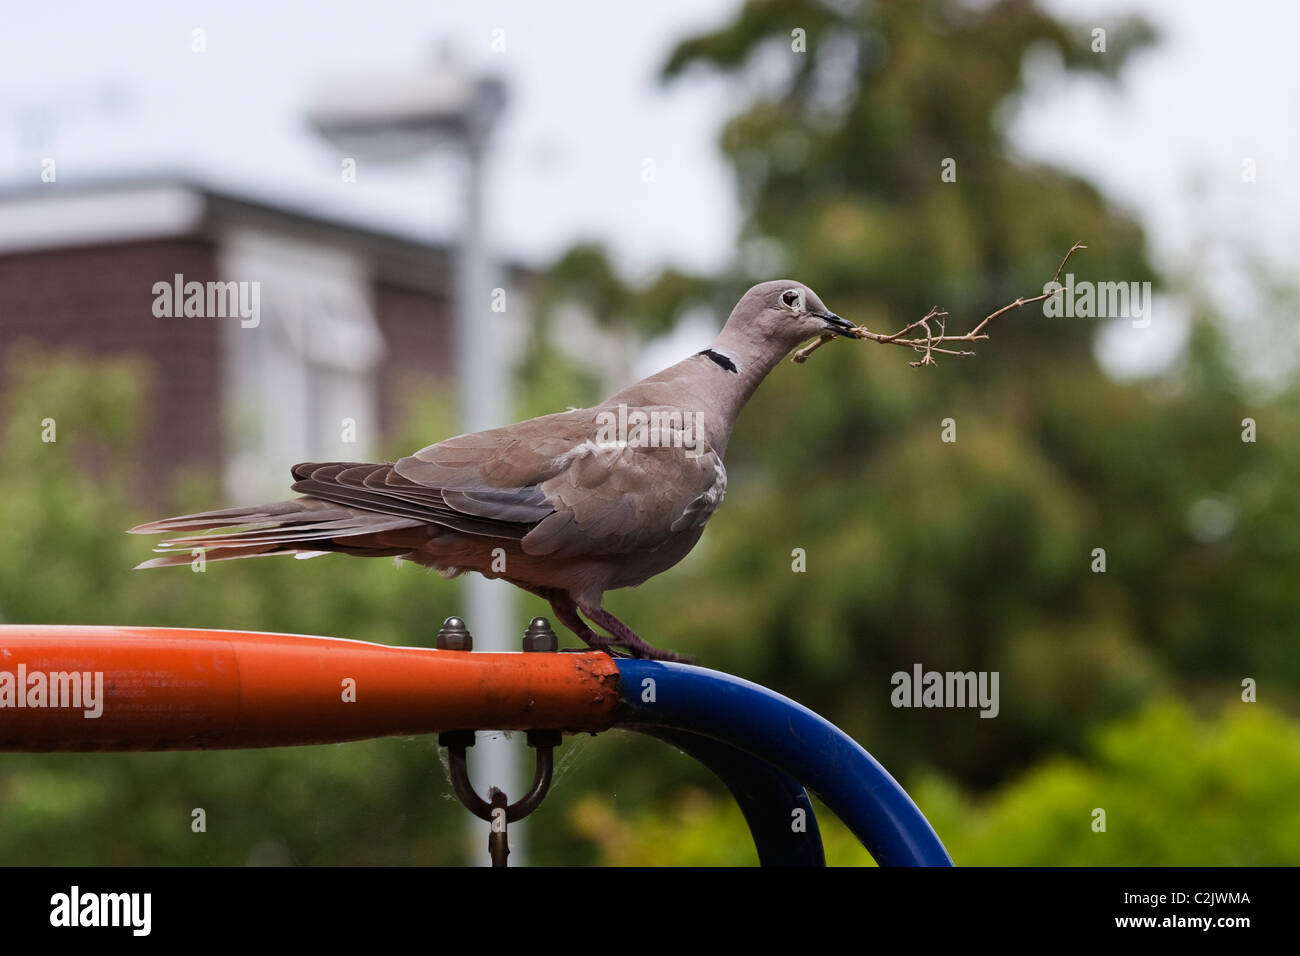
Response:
[129, 280, 855, 660]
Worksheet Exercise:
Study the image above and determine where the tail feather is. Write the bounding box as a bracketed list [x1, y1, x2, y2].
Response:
[127, 500, 341, 535]
[128, 454, 538, 572]
[130, 496, 425, 568]
[157, 515, 421, 550]
[159, 512, 411, 541]
[134, 543, 286, 568]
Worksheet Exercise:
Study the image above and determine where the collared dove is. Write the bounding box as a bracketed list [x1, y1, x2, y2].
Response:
[130, 280, 857, 661]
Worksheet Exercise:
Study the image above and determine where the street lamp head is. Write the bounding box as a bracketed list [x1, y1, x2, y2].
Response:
[307, 48, 506, 160]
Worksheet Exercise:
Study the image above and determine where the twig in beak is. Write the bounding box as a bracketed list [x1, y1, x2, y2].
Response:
[791, 241, 1086, 367]
[792, 333, 837, 363]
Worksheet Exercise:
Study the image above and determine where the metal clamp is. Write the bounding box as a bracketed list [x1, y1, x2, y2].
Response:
[437, 616, 563, 867]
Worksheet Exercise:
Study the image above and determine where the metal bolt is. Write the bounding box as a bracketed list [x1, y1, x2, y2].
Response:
[487, 788, 510, 867]
[521, 616, 558, 652]
[436, 616, 473, 651]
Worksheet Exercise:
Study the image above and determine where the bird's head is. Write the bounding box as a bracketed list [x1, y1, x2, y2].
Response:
[731, 279, 857, 350]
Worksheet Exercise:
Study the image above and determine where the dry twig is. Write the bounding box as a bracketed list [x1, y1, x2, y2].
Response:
[793, 241, 1087, 366]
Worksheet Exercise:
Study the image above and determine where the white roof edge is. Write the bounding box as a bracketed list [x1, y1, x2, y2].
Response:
[0, 183, 206, 254]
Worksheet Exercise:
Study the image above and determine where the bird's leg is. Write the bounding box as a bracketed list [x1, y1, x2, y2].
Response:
[576, 603, 694, 664]
[548, 593, 625, 656]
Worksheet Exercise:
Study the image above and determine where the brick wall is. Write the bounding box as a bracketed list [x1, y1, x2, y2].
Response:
[372, 282, 455, 438]
[0, 237, 458, 494]
[0, 238, 223, 494]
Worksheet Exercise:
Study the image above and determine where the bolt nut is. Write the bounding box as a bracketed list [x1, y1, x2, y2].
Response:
[436, 616, 473, 651]
[521, 616, 558, 652]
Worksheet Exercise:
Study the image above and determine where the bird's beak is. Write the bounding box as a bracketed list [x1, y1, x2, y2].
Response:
[815, 311, 857, 337]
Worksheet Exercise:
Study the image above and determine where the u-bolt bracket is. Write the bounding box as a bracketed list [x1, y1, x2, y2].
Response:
[440, 728, 563, 866]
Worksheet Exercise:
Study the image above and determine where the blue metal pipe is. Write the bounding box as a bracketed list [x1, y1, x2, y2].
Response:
[614, 660, 953, 867]
[634, 726, 826, 866]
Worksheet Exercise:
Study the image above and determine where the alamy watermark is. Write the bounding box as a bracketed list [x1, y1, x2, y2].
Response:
[50, 886, 151, 936]
[151, 273, 261, 328]
[0, 664, 104, 718]
[594, 404, 707, 458]
[1043, 273, 1151, 328]
[891, 663, 999, 718]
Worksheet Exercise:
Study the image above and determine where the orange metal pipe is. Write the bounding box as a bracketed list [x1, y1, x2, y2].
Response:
[0, 626, 622, 752]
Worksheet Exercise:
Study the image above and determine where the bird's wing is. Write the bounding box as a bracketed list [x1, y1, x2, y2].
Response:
[288, 460, 543, 539]
[524, 435, 725, 557]
[395, 405, 727, 557]
[131, 406, 725, 560]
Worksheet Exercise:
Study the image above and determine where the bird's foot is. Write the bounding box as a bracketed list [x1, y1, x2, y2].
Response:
[581, 637, 691, 663]
[549, 594, 694, 663]
[581, 635, 633, 659]
[627, 643, 695, 664]
[577, 604, 694, 664]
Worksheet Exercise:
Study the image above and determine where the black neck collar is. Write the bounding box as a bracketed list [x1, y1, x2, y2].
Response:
[697, 349, 738, 374]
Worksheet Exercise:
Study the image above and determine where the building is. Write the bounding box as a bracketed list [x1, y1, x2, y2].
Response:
[0, 178, 536, 500]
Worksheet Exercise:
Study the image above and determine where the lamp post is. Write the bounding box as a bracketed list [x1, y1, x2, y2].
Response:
[308, 49, 520, 864]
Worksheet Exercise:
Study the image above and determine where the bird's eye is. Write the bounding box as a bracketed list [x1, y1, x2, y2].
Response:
[781, 289, 803, 310]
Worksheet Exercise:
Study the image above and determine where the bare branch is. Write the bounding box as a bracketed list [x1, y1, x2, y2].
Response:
[792, 333, 835, 363]
[792, 241, 1087, 366]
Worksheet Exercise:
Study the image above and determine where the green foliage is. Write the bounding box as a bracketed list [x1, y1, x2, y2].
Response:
[532, 243, 718, 341]
[577, 702, 1300, 866]
[922, 700, 1300, 865]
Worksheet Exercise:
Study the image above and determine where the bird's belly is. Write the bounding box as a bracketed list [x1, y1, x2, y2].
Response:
[604, 525, 706, 589]
[410, 521, 706, 597]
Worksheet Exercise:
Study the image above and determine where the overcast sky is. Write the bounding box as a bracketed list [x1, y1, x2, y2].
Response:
[2, 0, 1294, 380]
